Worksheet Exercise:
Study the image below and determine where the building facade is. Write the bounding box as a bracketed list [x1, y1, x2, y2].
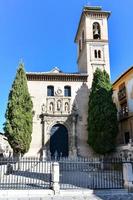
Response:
[26, 6, 111, 158]
[113, 67, 133, 153]
[0, 133, 12, 158]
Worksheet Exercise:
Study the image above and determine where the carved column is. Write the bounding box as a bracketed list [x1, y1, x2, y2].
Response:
[70, 115, 77, 157]
[41, 114, 47, 159]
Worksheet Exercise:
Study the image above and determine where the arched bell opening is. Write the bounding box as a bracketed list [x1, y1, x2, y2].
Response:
[93, 22, 101, 40]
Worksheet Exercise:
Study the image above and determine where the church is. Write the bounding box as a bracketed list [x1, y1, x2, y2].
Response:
[25, 6, 111, 158]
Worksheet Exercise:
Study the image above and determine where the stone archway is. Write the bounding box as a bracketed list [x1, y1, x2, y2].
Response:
[50, 124, 69, 158]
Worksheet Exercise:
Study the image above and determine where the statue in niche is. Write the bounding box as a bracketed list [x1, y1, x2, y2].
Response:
[41, 103, 45, 113]
[57, 100, 61, 111]
[49, 102, 54, 112]
[65, 102, 69, 112]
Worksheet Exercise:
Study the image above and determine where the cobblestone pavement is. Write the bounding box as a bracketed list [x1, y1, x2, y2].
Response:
[94, 190, 133, 200]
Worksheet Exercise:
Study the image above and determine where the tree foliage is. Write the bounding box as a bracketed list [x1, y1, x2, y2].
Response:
[4, 63, 33, 155]
[87, 68, 118, 155]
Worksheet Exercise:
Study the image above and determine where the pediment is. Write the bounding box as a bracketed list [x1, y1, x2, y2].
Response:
[50, 67, 62, 74]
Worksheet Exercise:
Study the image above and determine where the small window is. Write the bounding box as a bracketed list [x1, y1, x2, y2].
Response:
[82, 31, 85, 47]
[64, 86, 71, 97]
[98, 50, 101, 58]
[94, 50, 97, 58]
[79, 39, 82, 53]
[47, 86, 54, 96]
[124, 132, 130, 144]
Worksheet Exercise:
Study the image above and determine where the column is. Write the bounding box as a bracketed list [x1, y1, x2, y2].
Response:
[41, 114, 47, 159]
[70, 115, 77, 157]
[51, 162, 60, 194]
[123, 162, 133, 192]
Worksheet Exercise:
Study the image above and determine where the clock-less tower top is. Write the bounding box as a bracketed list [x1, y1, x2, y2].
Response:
[75, 6, 111, 87]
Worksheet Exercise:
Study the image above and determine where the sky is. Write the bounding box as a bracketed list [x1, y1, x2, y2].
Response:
[0, 0, 133, 132]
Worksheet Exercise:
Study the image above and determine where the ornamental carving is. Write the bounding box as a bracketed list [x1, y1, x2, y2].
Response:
[45, 116, 73, 135]
[55, 88, 62, 96]
[46, 97, 71, 114]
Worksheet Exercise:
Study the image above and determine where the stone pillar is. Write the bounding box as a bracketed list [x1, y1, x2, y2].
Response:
[70, 115, 77, 157]
[41, 114, 47, 159]
[123, 162, 133, 192]
[52, 162, 60, 194]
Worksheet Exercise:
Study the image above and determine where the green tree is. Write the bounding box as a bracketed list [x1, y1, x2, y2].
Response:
[4, 63, 33, 156]
[87, 68, 118, 155]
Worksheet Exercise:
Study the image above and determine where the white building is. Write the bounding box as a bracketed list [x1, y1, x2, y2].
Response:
[0, 133, 13, 158]
[26, 6, 111, 158]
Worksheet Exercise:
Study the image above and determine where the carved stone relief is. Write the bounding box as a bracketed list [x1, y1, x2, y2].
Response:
[55, 88, 62, 96]
[45, 97, 71, 114]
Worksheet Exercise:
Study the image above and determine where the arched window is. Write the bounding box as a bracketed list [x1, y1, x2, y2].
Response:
[98, 50, 101, 58]
[47, 86, 54, 96]
[64, 86, 71, 97]
[93, 22, 101, 40]
[94, 50, 97, 58]
[82, 30, 85, 47]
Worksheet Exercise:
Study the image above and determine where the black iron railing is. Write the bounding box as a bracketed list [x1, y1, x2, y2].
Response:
[0, 157, 52, 190]
[0, 156, 128, 190]
[58, 157, 124, 190]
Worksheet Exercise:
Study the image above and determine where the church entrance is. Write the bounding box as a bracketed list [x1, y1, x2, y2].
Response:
[50, 124, 69, 158]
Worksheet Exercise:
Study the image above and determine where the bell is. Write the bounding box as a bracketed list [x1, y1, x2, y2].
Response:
[94, 29, 99, 37]
[93, 29, 100, 39]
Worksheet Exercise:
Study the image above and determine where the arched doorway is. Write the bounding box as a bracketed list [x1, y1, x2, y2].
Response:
[50, 124, 69, 158]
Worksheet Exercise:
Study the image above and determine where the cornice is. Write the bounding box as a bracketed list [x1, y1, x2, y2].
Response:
[26, 73, 88, 82]
[74, 7, 110, 43]
[113, 66, 133, 86]
[86, 39, 108, 43]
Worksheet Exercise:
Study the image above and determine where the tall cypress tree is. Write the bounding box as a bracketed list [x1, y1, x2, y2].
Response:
[4, 63, 33, 156]
[87, 68, 118, 155]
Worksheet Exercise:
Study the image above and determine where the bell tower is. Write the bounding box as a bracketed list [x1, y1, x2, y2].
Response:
[75, 6, 111, 87]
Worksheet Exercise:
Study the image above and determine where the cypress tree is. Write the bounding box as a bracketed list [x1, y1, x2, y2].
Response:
[4, 63, 33, 156]
[87, 68, 118, 155]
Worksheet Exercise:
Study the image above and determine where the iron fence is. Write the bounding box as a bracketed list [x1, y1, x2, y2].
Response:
[58, 157, 124, 190]
[0, 157, 52, 190]
[0, 156, 129, 190]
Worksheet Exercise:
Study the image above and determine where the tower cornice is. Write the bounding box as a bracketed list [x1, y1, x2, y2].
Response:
[74, 6, 111, 43]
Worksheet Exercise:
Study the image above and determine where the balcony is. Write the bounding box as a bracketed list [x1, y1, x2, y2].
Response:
[119, 106, 128, 120]
[118, 87, 126, 101]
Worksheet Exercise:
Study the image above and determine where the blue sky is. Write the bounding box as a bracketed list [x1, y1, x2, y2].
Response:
[0, 0, 133, 132]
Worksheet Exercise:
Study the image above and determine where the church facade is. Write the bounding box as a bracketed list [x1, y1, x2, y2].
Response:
[25, 6, 111, 158]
